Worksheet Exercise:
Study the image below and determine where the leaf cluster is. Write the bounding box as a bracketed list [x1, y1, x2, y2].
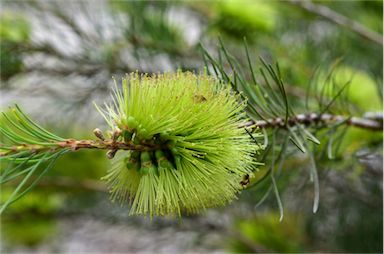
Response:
[0, 106, 69, 213]
[199, 38, 374, 218]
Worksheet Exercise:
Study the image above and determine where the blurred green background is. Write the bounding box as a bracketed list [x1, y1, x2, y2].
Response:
[0, 0, 382, 253]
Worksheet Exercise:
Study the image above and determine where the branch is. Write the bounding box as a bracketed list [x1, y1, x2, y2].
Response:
[287, 0, 383, 46]
[0, 139, 160, 157]
[240, 112, 383, 131]
[2, 112, 381, 158]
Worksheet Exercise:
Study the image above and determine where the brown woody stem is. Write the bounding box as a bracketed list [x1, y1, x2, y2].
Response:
[240, 113, 383, 131]
[0, 139, 158, 157]
[1, 113, 382, 157]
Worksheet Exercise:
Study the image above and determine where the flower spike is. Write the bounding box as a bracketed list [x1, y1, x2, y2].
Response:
[98, 71, 262, 217]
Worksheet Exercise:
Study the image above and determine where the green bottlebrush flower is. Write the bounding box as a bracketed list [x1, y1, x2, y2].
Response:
[97, 71, 261, 217]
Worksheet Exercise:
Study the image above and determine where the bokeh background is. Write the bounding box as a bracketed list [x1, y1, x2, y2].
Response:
[1, 0, 382, 253]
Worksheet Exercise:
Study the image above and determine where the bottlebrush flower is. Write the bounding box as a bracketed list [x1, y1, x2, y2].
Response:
[97, 71, 261, 217]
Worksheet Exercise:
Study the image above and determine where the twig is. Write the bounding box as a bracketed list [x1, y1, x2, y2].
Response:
[240, 112, 383, 131]
[0, 139, 160, 157]
[1, 112, 381, 157]
[287, 0, 383, 46]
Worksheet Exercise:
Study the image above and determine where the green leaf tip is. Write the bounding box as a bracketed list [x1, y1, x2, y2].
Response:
[98, 71, 262, 218]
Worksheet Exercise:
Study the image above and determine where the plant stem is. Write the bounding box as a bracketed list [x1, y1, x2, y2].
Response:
[240, 112, 383, 131]
[1, 112, 381, 158]
[0, 139, 158, 157]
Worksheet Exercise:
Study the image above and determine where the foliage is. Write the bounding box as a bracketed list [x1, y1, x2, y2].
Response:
[199, 37, 382, 225]
[0, 106, 70, 213]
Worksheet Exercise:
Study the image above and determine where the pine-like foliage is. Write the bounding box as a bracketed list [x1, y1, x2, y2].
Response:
[97, 71, 262, 217]
[0, 106, 70, 213]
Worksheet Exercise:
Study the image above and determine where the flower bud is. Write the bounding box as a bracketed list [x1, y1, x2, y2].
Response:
[106, 149, 117, 159]
[126, 151, 140, 171]
[93, 128, 105, 141]
[112, 128, 122, 141]
[127, 116, 137, 129]
[155, 150, 173, 169]
[140, 151, 157, 175]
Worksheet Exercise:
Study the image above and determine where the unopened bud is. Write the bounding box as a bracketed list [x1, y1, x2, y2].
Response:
[93, 128, 105, 141]
[112, 128, 122, 141]
[106, 149, 118, 159]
